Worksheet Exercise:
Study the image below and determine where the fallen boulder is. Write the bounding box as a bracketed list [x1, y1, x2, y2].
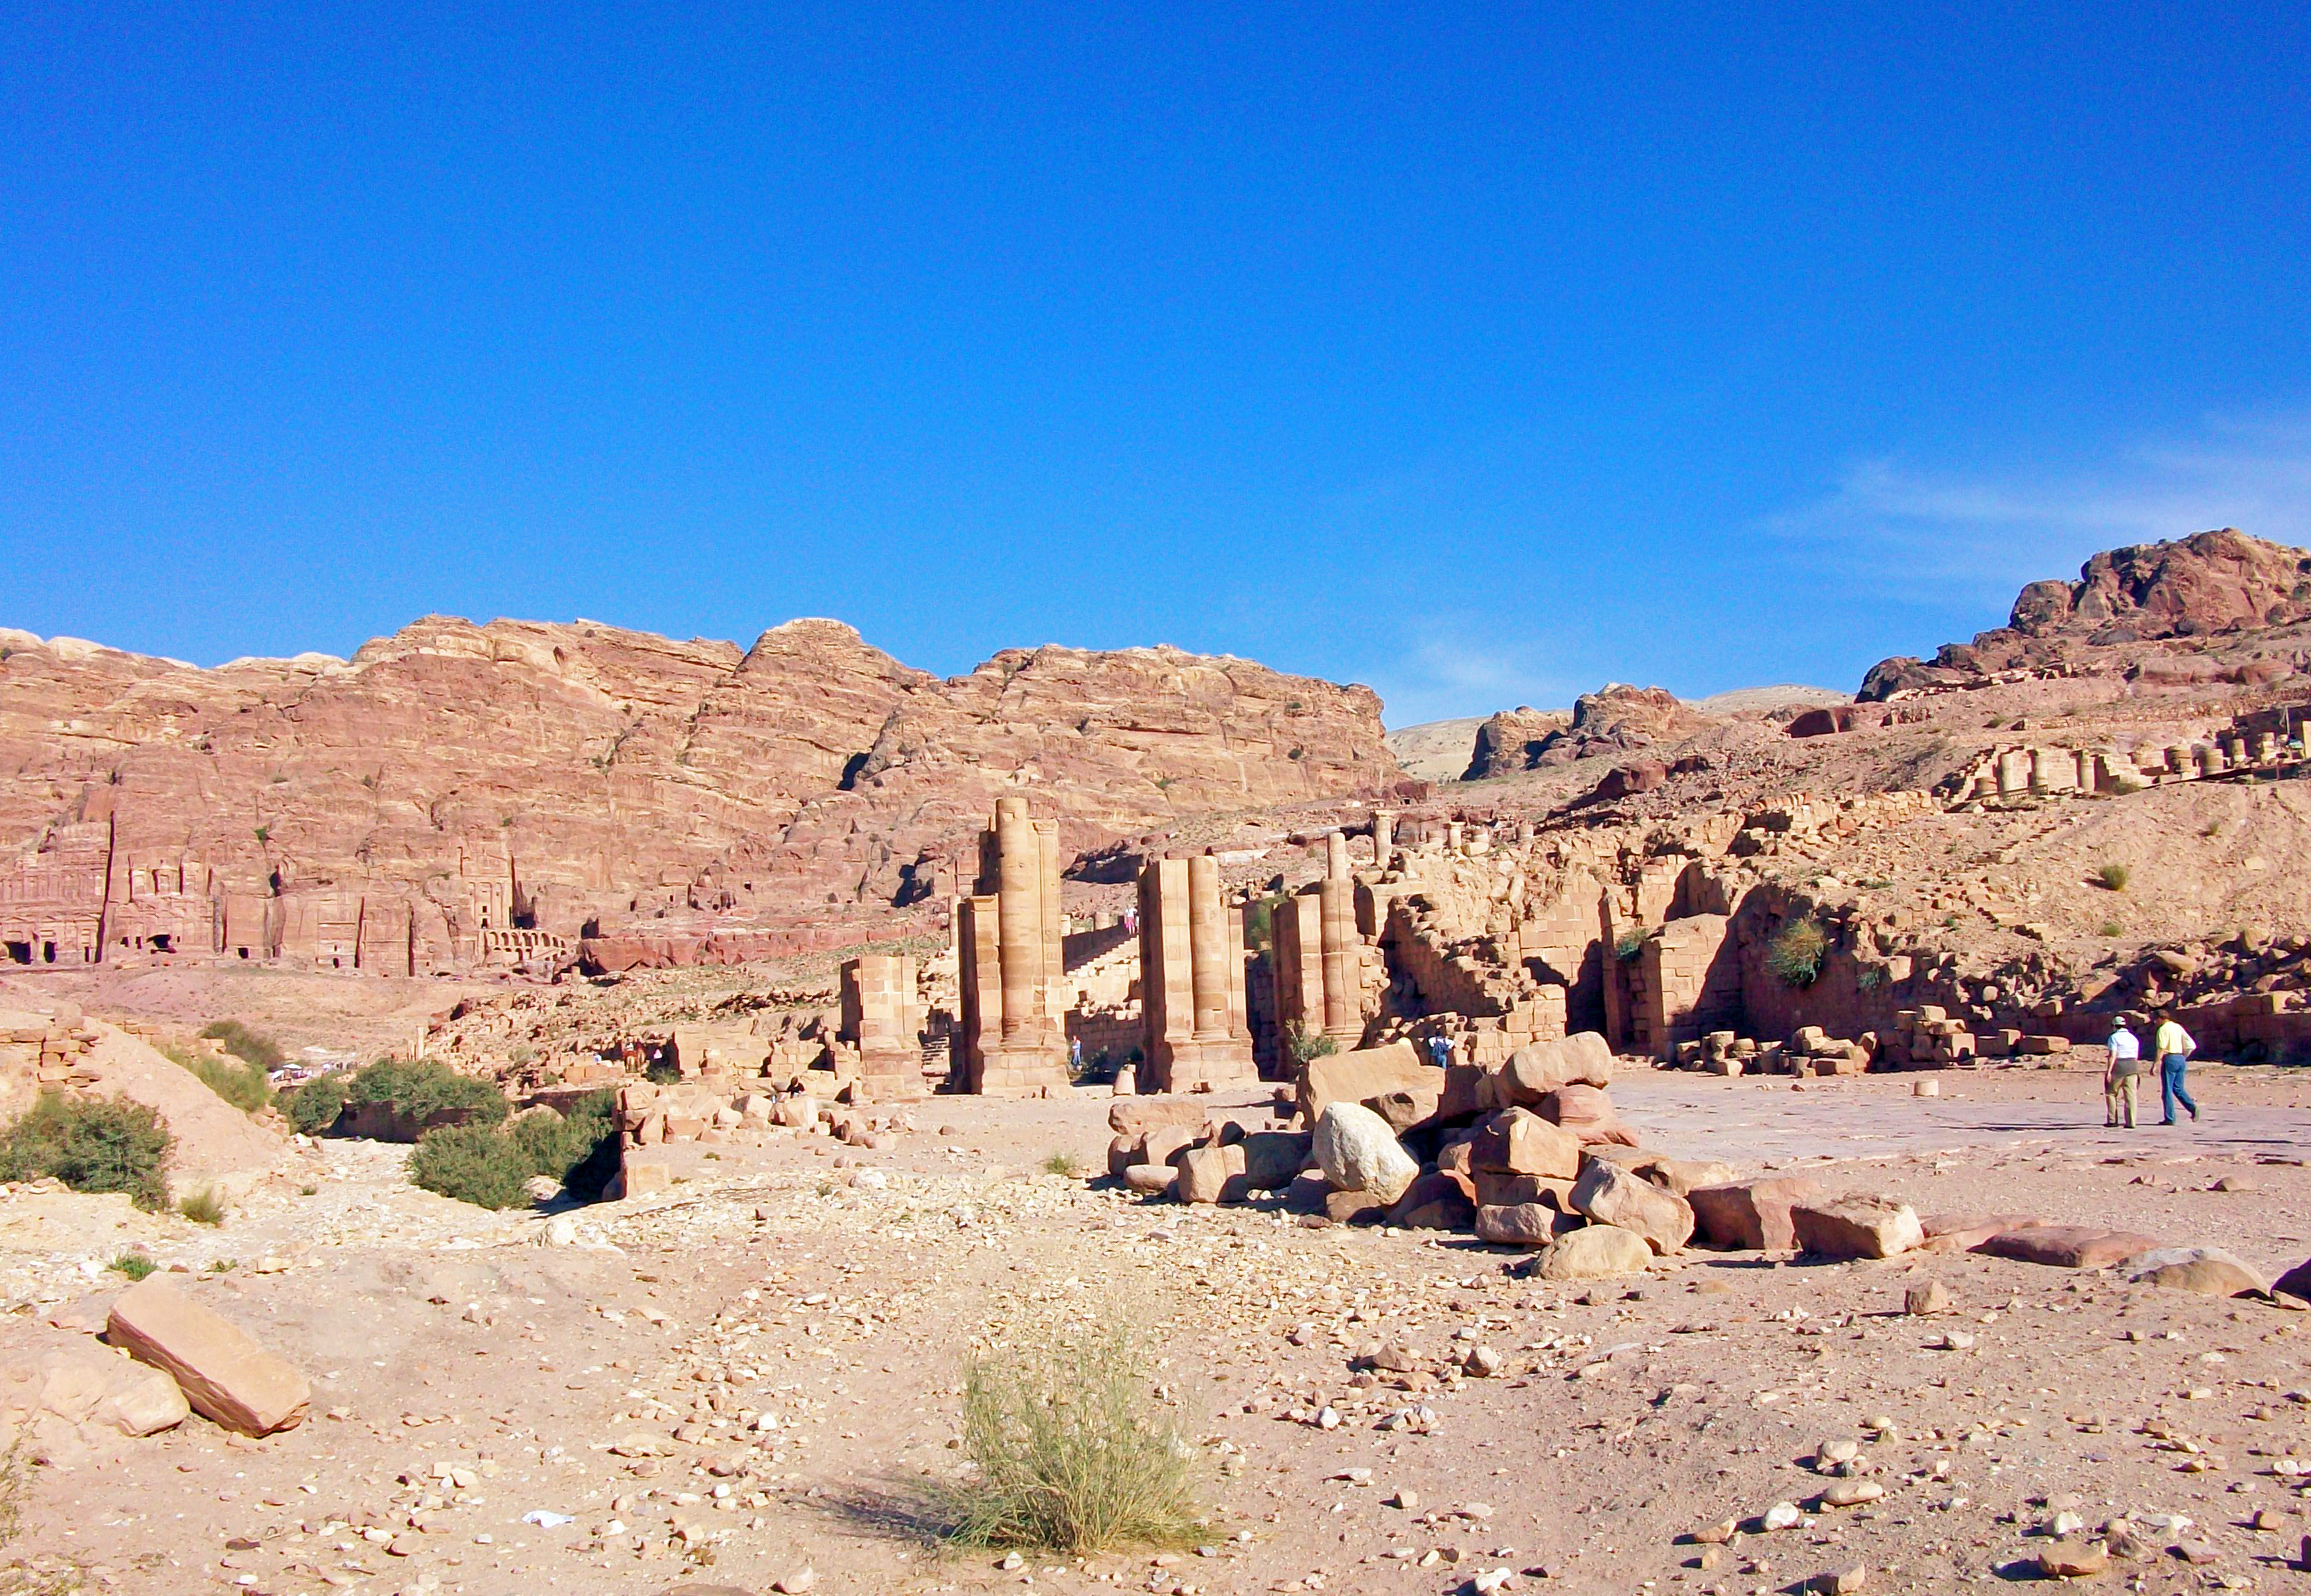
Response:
[1538, 1083, 1639, 1146]
[1500, 1031, 1616, 1104]
[1385, 1171, 1477, 1231]
[1469, 1108, 1582, 1180]
[1176, 1142, 1247, 1205]
[1311, 1101, 1419, 1205]
[1978, 1225, 2163, 1270]
[1530, 1224, 1654, 1280]
[1474, 1203, 1575, 1246]
[106, 1277, 310, 1436]
[1689, 1176, 1822, 1250]
[2123, 1246, 2266, 1297]
[1570, 1158, 1694, 1254]
[1792, 1196, 1924, 1260]
[1299, 1041, 1432, 1124]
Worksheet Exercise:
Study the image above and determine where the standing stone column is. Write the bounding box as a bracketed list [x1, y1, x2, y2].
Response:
[1187, 855, 1229, 1040]
[1318, 874, 1357, 1040]
[1325, 831, 1350, 881]
[1371, 810, 1395, 867]
[1037, 818, 1065, 1031]
[994, 797, 1041, 1040]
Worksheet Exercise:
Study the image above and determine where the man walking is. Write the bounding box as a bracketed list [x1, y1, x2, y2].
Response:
[2153, 1009, 2199, 1125]
[2103, 1018, 2148, 1128]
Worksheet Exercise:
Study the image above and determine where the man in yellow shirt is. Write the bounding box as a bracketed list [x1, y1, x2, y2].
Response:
[2153, 1011, 2199, 1125]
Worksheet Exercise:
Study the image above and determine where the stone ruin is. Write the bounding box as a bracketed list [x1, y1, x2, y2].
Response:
[0, 806, 565, 975]
[1135, 853, 1255, 1092]
[1946, 702, 2311, 808]
[955, 797, 1073, 1095]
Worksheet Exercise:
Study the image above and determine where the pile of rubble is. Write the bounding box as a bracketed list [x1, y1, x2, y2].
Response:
[1670, 1025, 1873, 1076]
[1103, 1027, 2308, 1308]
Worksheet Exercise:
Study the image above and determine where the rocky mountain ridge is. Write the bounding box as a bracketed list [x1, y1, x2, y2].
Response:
[0, 615, 1403, 962]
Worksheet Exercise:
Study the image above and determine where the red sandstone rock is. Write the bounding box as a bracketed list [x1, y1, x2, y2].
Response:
[105, 1277, 308, 1437]
[1978, 1225, 2165, 1269]
[0, 617, 1399, 971]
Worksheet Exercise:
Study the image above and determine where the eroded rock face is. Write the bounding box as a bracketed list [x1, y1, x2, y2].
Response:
[1860, 529, 2311, 699]
[0, 618, 1400, 966]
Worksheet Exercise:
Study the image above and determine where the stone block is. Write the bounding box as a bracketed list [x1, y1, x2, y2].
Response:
[1176, 1142, 1248, 1205]
[106, 1278, 308, 1437]
[1530, 1224, 1653, 1280]
[1791, 1196, 1924, 1259]
[1978, 1225, 2163, 1269]
[1469, 1108, 1581, 1180]
[1687, 1176, 1821, 1250]
[1298, 1041, 1433, 1124]
[1569, 1159, 1694, 1254]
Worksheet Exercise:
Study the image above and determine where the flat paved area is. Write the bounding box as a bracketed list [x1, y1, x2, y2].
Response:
[1613, 1061, 2311, 1168]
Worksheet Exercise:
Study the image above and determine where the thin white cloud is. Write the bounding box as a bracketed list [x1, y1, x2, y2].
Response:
[1770, 414, 2311, 609]
[1369, 632, 1587, 729]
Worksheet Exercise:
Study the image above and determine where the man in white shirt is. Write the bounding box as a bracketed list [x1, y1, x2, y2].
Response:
[2104, 1019, 2147, 1128]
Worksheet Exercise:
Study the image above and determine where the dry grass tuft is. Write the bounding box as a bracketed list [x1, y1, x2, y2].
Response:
[945, 1321, 1203, 1554]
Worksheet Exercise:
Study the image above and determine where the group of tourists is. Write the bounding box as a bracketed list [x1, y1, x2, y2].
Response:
[2102, 1011, 2202, 1129]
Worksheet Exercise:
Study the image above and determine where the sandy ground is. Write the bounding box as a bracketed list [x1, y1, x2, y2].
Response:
[5, 1061, 2310, 1596]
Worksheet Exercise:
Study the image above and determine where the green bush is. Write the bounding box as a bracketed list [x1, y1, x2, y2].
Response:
[508, 1092, 621, 1201]
[197, 1020, 286, 1072]
[945, 1320, 1201, 1553]
[1767, 918, 1830, 988]
[409, 1123, 535, 1209]
[0, 1091, 172, 1210]
[1285, 1024, 1338, 1067]
[2096, 862, 2131, 892]
[285, 1072, 348, 1135]
[1614, 926, 1647, 961]
[163, 1044, 273, 1115]
[348, 1058, 508, 1126]
[109, 1252, 155, 1281]
[414, 1090, 621, 1209]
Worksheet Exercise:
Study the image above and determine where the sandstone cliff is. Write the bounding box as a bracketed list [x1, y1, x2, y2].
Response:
[1860, 529, 2311, 700]
[0, 617, 1400, 972]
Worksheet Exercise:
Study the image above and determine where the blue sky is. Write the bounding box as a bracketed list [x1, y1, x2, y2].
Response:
[5, 5, 2308, 724]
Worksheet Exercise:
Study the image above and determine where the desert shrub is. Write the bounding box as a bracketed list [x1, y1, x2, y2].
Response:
[1767, 918, 1830, 988]
[418, 1090, 621, 1209]
[198, 1019, 286, 1072]
[0, 1090, 171, 1210]
[177, 1187, 225, 1225]
[508, 1091, 620, 1201]
[109, 1251, 155, 1281]
[284, 1072, 348, 1135]
[348, 1058, 508, 1126]
[2096, 862, 2131, 892]
[163, 1043, 273, 1115]
[1614, 926, 1647, 961]
[2099, 919, 2125, 938]
[1855, 963, 1886, 993]
[409, 1123, 535, 1209]
[1285, 1024, 1338, 1067]
[1041, 1151, 1086, 1179]
[946, 1321, 1201, 1554]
